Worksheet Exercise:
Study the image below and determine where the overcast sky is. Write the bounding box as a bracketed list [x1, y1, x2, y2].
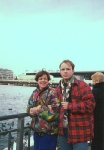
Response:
[0, 0, 104, 75]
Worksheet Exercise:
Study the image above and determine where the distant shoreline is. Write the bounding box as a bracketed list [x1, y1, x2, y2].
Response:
[0, 79, 92, 88]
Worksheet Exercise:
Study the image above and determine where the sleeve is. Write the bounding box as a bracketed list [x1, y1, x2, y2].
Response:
[41, 88, 60, 122]
[67, 82, 96, 114]
[92, 88, 99, 101]
[50, 87, 60, 113]
[26, 93, 34, 114]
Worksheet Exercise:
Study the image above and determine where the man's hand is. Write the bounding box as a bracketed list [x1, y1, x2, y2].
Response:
[61, 102, 68, 110]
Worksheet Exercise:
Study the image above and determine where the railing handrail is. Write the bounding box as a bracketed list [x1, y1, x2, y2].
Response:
[0, 113, 31, 150]
[0, 113, 29, 121]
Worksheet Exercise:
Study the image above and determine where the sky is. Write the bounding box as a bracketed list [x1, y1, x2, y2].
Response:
[0, 0, 104, 75]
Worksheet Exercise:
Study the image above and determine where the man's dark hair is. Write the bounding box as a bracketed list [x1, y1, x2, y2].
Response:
[59, 59, 75, 70]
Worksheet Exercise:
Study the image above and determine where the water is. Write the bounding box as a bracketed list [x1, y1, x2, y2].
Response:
[0, 85, 35, 150]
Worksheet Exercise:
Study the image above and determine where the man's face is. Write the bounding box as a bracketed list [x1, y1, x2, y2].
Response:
[60, 62, 74, 80]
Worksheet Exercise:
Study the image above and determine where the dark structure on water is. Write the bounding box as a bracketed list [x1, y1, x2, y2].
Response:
[26, 70, 104, 80]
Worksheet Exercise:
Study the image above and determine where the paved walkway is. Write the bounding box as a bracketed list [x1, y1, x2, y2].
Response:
[56, 145, 91, 150]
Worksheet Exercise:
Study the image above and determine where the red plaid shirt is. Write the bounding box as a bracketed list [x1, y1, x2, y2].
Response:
[54, 77, 96, 143]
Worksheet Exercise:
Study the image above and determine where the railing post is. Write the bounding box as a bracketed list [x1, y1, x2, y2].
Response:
[8, 132, 11, 150]
[16, 117, 24, 150]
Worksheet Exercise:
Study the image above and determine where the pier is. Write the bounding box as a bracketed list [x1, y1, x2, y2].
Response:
[0, 70, 104, 87]
[26, 70, 104, 80]
[0, 80, 59, 88]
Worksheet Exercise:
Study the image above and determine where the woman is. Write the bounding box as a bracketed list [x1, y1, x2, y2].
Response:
[91, 72, 104, 150]
[27, 70, 60, 150]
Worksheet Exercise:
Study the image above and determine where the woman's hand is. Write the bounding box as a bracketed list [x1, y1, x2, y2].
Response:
[30, 107, 37, 115]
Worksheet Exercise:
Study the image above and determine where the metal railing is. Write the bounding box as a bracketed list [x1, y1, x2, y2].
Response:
[0, 113, 32, 150]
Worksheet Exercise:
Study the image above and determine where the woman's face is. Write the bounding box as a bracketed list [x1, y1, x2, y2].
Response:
[37, 74, 49, 90]
[92, 79, 99, 85]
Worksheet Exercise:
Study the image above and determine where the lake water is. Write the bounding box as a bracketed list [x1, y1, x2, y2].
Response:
[0, 85, 35, 150]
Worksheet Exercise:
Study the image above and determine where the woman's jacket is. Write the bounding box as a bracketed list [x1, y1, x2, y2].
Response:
[27, 86, 60, 136]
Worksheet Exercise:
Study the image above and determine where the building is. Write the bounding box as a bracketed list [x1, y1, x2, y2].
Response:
[0, 68, 13, 80]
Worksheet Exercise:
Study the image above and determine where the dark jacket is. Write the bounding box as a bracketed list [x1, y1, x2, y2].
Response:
[91, 82, 104, 150]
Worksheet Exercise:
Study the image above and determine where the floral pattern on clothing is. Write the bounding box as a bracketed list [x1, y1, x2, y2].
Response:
[27, 86, 60, 135]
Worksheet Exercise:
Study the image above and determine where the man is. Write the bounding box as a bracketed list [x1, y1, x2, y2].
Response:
[53, 60, 95, 150]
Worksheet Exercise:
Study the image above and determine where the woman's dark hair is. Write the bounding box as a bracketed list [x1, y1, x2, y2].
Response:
[35, 70, 51, 81]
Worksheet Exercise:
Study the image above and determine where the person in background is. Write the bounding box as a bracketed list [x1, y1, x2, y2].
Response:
[26, 70, 60, 150]
[53, 59, 95, 150]
[91, 72, 104, 150]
